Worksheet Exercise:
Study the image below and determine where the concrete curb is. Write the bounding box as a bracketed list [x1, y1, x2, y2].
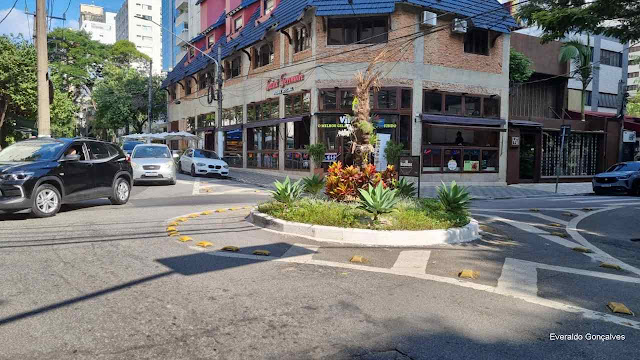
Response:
[248, 210, 480, 246]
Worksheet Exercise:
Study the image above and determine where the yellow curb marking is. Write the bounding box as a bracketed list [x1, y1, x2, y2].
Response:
[600, 263, 622, 271]
[187, 214, 200, 218]
[166, 226, 177, 232]
[178, 236, 193, 242]
[197, 241, 213, 248]
[572, 247, 593, 253]
[253, 250, 271, 256]
[201, 210, 213, 215]
[176, 217, 188, 222]
[349, 255, 367, 264]
[458, 270, 478, 279]
[607, 302, 634, 316]
[216, 209, 226, 213]
[221, 246, 240, 252]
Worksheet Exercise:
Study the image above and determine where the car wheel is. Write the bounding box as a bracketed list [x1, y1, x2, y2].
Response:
[594, 188, 605, 195]
[31, 184, 62, 218]
[178, 161, 184, 174]
[110, 177, 131, 205]
[169, 177, 177, 185]
[191, 165, 197, 177]
[630, 181, 640, 196]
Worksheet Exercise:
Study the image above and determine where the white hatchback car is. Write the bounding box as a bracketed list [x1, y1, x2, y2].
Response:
[130, 144, 177, 185]
[179, 148, 229, 178]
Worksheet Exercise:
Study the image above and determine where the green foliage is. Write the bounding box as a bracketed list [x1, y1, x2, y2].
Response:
[357, 120, 374, 135]
[628, 89, 640, 117]
[509, 48, 534, 83]
[257, 198, 469, 230]
[49, 74, 78, 138]
[271, 177, 304, 204]
[437, 181, 471, 214]
[110, 40, 150, 65]
[559, 38, 593, 120]
[517, 0, 640, 44]
[306, 143, 326, 167]
[384, 140, 404, 167]
[302, 174, 325, 195]
[357, 182, 401, 221]
[394, 177, 417, 198]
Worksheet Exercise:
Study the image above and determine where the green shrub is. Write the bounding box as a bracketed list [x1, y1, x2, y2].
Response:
[302, 174, 325, 195]
[271, 177, 304, 204]
[436, 181, 470, 214]
[306, 144, 326, 168]
[394, 177, 417, 198]
[384, 140, 404, 167]
[357, 182, 401, 221]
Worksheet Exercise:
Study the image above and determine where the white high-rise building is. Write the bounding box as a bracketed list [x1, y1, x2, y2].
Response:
[628, 44, 640, 96]
[116, 0, 163, 74]
[79, 4, 116, 44]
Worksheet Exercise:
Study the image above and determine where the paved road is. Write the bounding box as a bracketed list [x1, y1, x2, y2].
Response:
[1, 177, 638, 359]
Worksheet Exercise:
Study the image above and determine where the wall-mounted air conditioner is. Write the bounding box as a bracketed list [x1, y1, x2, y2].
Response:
[452, 19, 468, 34]
[422, 11, 437, 27]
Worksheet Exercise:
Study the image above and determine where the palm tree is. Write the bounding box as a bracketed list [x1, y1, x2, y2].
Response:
[559, 36, 593, 121]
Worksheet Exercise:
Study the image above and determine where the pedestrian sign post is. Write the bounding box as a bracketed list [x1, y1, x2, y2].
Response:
[555, 125, 571, 193]
[398, 155, 421, 198]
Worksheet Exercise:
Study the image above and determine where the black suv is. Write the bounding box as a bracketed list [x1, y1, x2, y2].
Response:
[0, 138, 133, 217]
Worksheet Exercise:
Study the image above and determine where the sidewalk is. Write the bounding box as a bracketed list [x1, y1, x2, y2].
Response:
[228, 168, 593, 200]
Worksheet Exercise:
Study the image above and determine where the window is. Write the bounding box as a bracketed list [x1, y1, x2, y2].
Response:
[234, 16, 243, 32]
[285, 118, 311, 150]
[424, 92, 443, 114]
[421, 127, 501, 173]
[170, 85, 176, 101]
[629, 85, 639, 91]
[255, 42, 274, 68]
[222, 106, 243, 126]
[629, 72, 639, 78]
[340, 90, 355, 109]
[189, 47, 195, 58]
[264, 0, 274, 14]
[401, 89, 411, 109]
[199, 74, 207, 90]
[208, 34, 215, 48]
[630, 46, 640, 53]
[285, 92, 311, 117]
[600, 49, 622, 67]
[230, 57, 242, 78]
[598, 93, 618, 108]
[483, 97, 500, 118]
[322, 90, 337, 110]
[138, 14, 152, 21]
[185, 79, 192, 95]
[327, 16, 388, 45]
[87, 142, 111, 160]
[377, 90, 397, 109]
[585, 90, 592, 106]
[294, 26, 310, 53]
[425, 91, 500, 118]
[464, 29, 489, 56]
[444, 95, 462, 115]
[464, 96, 481, 117]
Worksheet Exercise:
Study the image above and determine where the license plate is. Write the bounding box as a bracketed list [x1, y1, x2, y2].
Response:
[600, 184, 611, 187]
[145, 172, 159, 177]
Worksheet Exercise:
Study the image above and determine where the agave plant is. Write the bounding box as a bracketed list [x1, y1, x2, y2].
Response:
[437, 181, 470, 213]
[302, 174, 325, 195]
[271, 177, 304, 204]
[394, 177, 417, 198]
[357, 182, 401, 221]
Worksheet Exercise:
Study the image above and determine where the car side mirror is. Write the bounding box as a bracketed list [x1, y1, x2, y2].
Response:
[173, 153, 180, 159]
[62, 154, 81, 162]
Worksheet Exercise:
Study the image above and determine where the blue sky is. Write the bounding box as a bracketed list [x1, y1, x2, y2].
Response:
[0, 0, 125, 38]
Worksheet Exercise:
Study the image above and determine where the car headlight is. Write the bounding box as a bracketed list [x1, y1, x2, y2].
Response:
[617, 174, 631, 180]
[196, 163, 206, 167]
[223, 165, 229, 169]
[0, 172, 34, 181]
[131, 162, 140, 169]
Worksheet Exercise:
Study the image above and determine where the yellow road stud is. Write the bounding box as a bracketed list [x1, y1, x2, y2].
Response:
[188, 214, 200, 218]
[253, 250, 271, 256]
[201, 210, 213, 215]
[216, 209, 226, 213]
[176, 217, 188, 222]
[549, 223, 563, 228]
[582, 208, 594, 211]
[607, 302, 634, 315]
[166, 226, 177, 232]
[550, 232, 568, 238]
[458, 270, 478, 279]
[349, 255, 367, 263]
[600, 263, 622, 271]
[221, 246, 239, 252]
[178, 236, 193, 242]
[572, 247, 593, 253]
[168, 231, 180, 237]
[197, 241, 213, 248]
[168, 221, 179, 227]
[562, 212, 575, 217]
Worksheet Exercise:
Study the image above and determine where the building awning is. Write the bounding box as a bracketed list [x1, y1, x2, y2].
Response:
[219, 124, 243, 132]
[422, 114, 505, 127]
[244, 115, 307, 129]
[509, 120, 543, 128]
[625, 121, 640, 133]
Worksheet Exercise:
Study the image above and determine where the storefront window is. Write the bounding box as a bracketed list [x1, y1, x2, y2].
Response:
[318, 115, 344, 151]
[222, 106, 243, 126]
[401, 89, 411, 109]
[424, 92, 442, 114]
[464, 96, 481, 117]
[444, 149, 462, 172]
[285, 92, 311, 117]
[463, 149, 481, 171]
[340, 90, 355, 109]
[249, 98, 279, 122]
[223, 129, 243, 167]
[422, 147, 442, 172]
[246, 126, 278, 169]
[322, 90, 337, 110]
[285, 118, 310, 150]
[483, 97, 500, 118]
[196, 113, 216, 129]
[445, 95, 462, 115]
[399, 115, 411, 151]
[377, 90, 397, 109]
[482, 150, 498, 172]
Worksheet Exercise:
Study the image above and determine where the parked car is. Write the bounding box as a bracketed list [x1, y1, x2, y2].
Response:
[0, 138, 133, 217]
[178, 149, 229, 177]
[592, 161, 640, 195]
[122, 141, 144, 157]
[130, 144, 177, 185]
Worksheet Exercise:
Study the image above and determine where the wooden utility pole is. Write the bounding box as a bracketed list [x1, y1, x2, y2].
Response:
[35, 0, 51, 137]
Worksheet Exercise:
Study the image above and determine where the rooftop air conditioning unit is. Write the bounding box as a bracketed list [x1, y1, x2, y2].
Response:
[422, 11, 437, 27]
[452, 18, 468, 34]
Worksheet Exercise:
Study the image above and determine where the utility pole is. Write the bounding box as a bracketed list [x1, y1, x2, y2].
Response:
[147, 60, 153, 143]
[216, 46, 223, 156]
[616, 80, 629, 162]
[36, 0, 51, 137]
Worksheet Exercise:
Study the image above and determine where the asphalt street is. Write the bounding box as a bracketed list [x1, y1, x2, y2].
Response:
[1, 174, 639, 359]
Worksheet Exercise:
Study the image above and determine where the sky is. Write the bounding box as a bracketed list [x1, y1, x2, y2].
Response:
[0, 0, 125, 39]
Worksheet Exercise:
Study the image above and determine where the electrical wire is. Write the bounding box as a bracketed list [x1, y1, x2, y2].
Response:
[0, 0, 19, 25]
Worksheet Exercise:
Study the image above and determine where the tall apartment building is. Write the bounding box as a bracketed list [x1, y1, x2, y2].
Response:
[79, 4, 117, 44]
[115, 0, 163, 74]
[628, 44, 640, 96]
[162, 0, 201, 71]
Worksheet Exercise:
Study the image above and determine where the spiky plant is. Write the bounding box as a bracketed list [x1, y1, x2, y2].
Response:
[394, 177, 417, 198]
[357, 182, 401, 221]
[436, 181, 471, 214]
[302, 174, 325, 195]
[271, 177, 304, 204]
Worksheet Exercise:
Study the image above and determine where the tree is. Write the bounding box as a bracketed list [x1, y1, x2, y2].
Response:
[518, 0, 640, 43]
[559, 38, 593, 121]
[628, 92, 640, 117]
[110, 40, 150, 66]
[509, 48, 534, 83]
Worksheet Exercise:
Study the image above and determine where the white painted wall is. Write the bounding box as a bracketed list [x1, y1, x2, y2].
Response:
[116, 0, 163, 74]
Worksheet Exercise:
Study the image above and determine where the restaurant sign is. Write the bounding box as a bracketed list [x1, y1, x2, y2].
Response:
[267, 73, 305, 91]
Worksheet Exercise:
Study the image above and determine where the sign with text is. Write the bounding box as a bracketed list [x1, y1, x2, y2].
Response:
[511, 136, 520, 147]
[398, 156, 421, 177]
[623, 130, 637, 143]
[267, 73, 305, 91]
[323, 153, 338, 163]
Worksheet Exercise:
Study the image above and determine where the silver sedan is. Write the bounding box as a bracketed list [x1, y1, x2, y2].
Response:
[130, 144, 177, 185]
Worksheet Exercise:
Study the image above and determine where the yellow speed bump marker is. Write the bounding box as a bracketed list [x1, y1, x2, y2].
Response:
[187, 213, 200, 219]
[549, 223, 563, 228]
[196, 241, 213, 248]
[582, 207, 594, 212]
[550, 231, 568, 238]
[201, 210, 213, 215]
[168, 221, 179, 227]
[168, 231, 180, 237]
[458, 270, 478, 279]
[176, 217, 188, 222]
[215, 209, 226, 213]
[253, 250, 271, 256]
[607, 302, 634, 316]
[562, 212, 576, 217]
[349, 255, 367, 264]
[572, 247, 593, 253]
[600, 263, 622, 271]
[178, 236, 193, 242]
[221, 246, 239, 252]
[166, 226, 177, 232]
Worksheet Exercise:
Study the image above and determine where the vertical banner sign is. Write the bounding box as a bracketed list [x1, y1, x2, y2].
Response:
[375, 134, 391, 170]
[398, 155, 421, 198]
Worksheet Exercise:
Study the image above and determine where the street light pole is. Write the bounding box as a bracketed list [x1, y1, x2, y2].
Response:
[216, 46, 223, 156]
[147, 60, 153, 143]
[36, 0, 51, 137]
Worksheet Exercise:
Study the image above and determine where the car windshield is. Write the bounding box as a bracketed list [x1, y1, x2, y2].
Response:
[133, 146, 171, 159]
[607, 163, 640, 172]
[193, 150, 219, 159]
[123, 142, 143, 151]
[0, 141, 66, 162]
